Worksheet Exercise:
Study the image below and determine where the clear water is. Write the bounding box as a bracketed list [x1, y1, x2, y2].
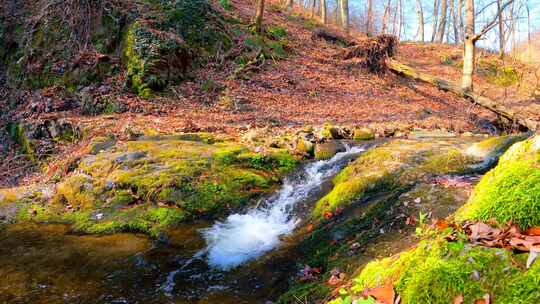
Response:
[201, 144, 365, 270]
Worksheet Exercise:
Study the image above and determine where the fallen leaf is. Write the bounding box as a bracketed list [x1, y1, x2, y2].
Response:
[453, 294, 464, 304]
[363, 284, 395, 304]
[525, 227, 540, 236]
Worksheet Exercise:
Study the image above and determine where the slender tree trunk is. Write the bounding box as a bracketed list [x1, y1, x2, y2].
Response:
[450, 0, 459, 43]
[255, 0, 265, 32]
[462, 0, 475, 91]
[497, 0, 505, 58]
[392, 0, 399, 36]
[341, 0, 349, 31]
[311, 0, 316, 18]
[366, 0, 374, 36]
[398, 0, 405, 40]
[431, 0, 440, 42]
[321, 0, 326, 23]
[416, 0, 425, 41]
[286, 0, 293, 12]
[527, 4, 531, 62]
[436, 0, 448, 42]
[382, 0, 391, 34]
[458, 0, 464, 40]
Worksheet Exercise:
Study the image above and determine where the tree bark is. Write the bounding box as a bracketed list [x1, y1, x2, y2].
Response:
[416, 0, 425, 41]
[497, 0, 505, 58]
[340, 0, 349, 31]
[321, 0, 326, 23]
[388, 60, 538, 131]
[286, 0, 293, 12]
[382, 0, 391, 34]
[462, 0, 475, 91]
[431, 0, 440, 42]
[436, 0, 448, 42]
[450, 0, 459, 43]
[255, 0, 265, 32]
[366, 0, 374, 36]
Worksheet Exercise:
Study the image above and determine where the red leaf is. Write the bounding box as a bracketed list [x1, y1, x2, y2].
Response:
[363, 284, 395, 304]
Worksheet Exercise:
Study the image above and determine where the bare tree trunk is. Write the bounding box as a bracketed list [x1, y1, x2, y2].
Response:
[462, 0, 475, 91]
[431, 0, 440, 42]
[255, 0, 265, 32]
[381, 0, 391, 34]
[392, 0, 399, 36]
[450, 0, 459, 43]
[286, 0, 293, 12]
[335, 0, 340, 25]
[398, 0, 404, 39]
[416, 0, 425, 41]
[366, 0, 374, 36]
[527, 3, 531, 62]
[341, 0, 349, 31]
[497, 0, 505, 58]
[436, 0, 448, 42]
[321, 0, 327, 23]
[458, 0, 464, 40]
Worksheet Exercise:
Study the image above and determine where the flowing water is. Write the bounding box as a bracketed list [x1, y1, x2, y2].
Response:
[0, 143, 366, 303]
[201, 144, 365, 270]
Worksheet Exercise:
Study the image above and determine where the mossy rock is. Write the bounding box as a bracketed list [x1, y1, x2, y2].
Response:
[353, 127, 375, 141]
[312, 139, 479, 218]
[334, 239, 540, 304]
[465, 134, 527, 164]
[456, 135, 540, 229]
[314, 140, 345, 160]
[8, 134, 297, 236]
[123, 21, 191, 98]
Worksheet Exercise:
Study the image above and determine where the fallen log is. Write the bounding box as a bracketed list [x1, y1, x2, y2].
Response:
[311, 28, 356, 47]
[388, 59, 539, 131]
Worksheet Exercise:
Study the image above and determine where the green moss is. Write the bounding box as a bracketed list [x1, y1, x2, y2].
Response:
[456, 136, 540, 229]
[7, 122, 35, 161]
[342, 239, 540, 304]
[15, 135, 297, 236]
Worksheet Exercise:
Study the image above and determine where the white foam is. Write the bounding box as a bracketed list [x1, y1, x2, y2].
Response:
[201, 144, 365, 270]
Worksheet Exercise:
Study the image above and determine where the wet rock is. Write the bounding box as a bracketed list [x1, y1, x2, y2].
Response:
[353, 127, 375, 140]
[7, 119, 80, 160]
[314, 140, 346, 160]
[320, 123, 349, 140]
[295, 133, 315, 157]
[89, 136, 116, 154]
[464, 134, 527, 169]
[114, 151, 147, 163]
[408, 129, 456, 139]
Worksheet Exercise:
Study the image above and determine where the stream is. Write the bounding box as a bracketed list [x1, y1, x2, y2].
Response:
[0, 143, 366, 303]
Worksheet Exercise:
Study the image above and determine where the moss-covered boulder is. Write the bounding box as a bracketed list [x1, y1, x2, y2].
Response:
[4, 134, 297, 236]
[332, 239, 540, 304]
[312, 139, 480, 218]
[326, 135, 540, 304]
[456, 135, 540, 229]
[464, 134, 527, 169]
[123, 21, 191, 98]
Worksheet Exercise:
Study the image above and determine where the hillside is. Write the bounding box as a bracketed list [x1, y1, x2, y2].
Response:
[0, 0, 500, 187]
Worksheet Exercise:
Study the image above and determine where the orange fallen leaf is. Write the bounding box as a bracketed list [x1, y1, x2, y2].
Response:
[363, 284, 395, 304]
[525, 227, 540, 236]
[474, 293, 490, 304]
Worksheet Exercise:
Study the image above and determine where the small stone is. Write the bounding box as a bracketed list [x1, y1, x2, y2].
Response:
[414, 197, 422, 204]
[471, 270, 481, 280]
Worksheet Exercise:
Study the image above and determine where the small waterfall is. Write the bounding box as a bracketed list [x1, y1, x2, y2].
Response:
[201, 144, 365, 270]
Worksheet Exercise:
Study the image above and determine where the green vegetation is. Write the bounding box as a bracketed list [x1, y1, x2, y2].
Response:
[333, 238, 539, 304]
[5, 134, 297, 236]
[456, 136, 540, 229]
[478, 60, 519, 87]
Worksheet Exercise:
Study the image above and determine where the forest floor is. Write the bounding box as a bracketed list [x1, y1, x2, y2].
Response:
[398, 42, 540, 126]
[1, 0, 537, 187]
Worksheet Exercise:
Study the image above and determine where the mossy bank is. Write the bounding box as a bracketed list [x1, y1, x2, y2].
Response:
[327, 135, 540, 304]
[0, 134, 297, 237]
